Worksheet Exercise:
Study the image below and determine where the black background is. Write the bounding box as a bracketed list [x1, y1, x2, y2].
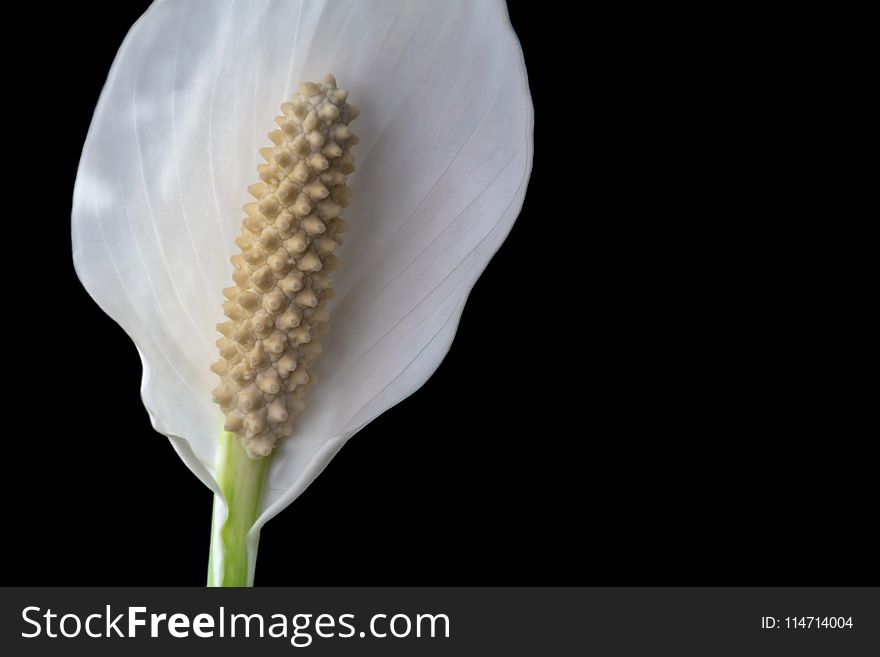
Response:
[6, 3, 874, 585]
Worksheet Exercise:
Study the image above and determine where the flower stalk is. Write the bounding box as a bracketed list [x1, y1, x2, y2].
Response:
[207, 431, 270, 586]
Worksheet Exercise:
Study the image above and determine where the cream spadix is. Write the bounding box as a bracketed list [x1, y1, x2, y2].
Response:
[212, 75, 358, 459]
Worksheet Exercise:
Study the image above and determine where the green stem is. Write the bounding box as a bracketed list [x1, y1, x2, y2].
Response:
[207, 431, 270, 587]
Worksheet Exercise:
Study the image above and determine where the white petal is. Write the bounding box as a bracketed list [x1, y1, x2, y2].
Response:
[72, 0, 533, 528]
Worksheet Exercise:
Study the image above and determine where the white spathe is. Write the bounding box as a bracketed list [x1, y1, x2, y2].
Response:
[72, 0, 532, 560]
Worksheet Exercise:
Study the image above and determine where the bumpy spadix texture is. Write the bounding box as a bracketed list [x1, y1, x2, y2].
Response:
[211, 75, 358, 459]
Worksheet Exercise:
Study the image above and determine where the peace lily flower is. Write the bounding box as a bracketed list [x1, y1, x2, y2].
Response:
[72, 0, 532, 586]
